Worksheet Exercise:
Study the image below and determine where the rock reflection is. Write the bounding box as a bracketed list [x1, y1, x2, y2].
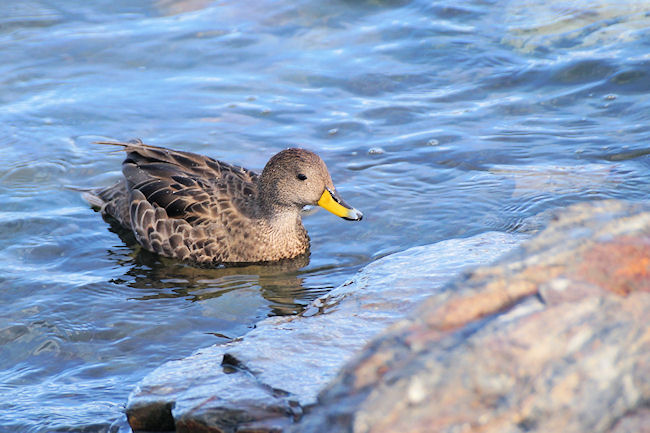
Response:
[104, 217, 313, 316]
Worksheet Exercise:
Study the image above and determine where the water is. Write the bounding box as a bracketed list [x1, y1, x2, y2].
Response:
[1, 0, 648, 431]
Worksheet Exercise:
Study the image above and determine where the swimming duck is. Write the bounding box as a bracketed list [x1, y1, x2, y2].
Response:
[84, 139, 363, 265]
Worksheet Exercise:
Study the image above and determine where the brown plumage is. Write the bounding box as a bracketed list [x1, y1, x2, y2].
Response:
[84, 139, 362, 265]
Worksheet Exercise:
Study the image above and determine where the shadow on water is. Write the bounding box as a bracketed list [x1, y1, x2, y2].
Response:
[103, 215, 315, 317]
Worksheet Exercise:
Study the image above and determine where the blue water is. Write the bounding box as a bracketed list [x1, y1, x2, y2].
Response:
[1, 0, 648, 431]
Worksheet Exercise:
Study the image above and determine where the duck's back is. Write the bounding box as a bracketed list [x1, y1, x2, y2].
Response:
[89, 140, 273, 264]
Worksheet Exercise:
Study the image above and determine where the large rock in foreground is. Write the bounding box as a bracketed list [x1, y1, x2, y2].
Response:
[126, 231, 525, 432]
[294, 200, 650, 433]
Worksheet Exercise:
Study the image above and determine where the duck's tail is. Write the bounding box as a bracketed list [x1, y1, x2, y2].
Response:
[81, 190, 106, 209]
[64, 185, 106, 209]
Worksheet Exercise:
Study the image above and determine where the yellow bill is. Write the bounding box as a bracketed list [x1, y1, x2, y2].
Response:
[317, 188, 363, 221]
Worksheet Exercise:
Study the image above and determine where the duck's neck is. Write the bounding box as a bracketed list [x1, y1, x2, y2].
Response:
[257, 178, 298, 220]
[260, 208, 309, 260]
[255, 179, 310, 260]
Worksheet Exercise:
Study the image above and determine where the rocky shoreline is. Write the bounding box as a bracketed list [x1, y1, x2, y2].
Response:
[125, 200, 649, 433]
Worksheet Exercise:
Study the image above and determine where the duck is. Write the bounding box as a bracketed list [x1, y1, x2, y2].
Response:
[84, 139, 363, 265]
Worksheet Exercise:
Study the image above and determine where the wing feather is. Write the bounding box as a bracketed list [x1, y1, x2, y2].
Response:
[112, 141, 259, 227]
[91, 140, 265, 263]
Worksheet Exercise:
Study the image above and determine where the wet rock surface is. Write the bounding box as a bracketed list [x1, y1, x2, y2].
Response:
[126, 200, 649, 433]
[126, 231, 525, 432]
[295, 200, 650, 433]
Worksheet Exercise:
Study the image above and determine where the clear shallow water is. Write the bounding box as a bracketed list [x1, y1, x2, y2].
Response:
[1, 0, 648, 432]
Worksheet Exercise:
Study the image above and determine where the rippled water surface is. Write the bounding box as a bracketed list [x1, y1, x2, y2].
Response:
[1, 0, 649, 431]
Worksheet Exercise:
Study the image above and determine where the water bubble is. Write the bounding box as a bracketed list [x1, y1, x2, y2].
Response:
[328, 128, 339, 136]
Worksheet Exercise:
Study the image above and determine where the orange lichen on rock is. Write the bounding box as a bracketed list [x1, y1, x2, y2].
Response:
[578, 236, 650, 295]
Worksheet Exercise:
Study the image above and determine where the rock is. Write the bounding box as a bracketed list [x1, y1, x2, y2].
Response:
[502, 0, 650, 52]
[126, 231, 525, 432]
[294, 200, 650, 433]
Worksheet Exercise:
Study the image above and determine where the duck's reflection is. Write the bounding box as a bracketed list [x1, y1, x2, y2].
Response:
[104, 218, 315, 316]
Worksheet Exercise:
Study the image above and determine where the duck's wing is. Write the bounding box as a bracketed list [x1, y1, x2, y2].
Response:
[93, 140, 261, 263]
[99, 139, 260, 225]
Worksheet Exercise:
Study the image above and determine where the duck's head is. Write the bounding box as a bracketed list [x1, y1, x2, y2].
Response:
[259, 148, 363, 221]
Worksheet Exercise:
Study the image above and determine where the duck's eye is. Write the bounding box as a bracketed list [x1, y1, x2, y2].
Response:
[297, 173, 307, 181]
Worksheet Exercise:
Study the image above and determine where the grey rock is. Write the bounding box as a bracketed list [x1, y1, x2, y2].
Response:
[294, 200, 650, 433]
[126, 231, 525, 432]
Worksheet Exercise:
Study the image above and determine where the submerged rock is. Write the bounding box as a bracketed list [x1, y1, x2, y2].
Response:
[502, 0, 650, 52]
[294, 200, 650, 433]
[126, 231, 525, 432]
